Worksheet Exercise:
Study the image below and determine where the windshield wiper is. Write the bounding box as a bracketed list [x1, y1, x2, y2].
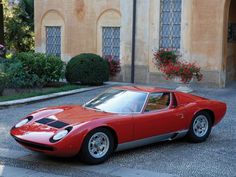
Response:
[94, 107, 107, 113]
[84, 106, 106, 112]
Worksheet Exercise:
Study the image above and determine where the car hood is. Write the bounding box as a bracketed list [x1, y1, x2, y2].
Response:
[11, 105, 116, 143]
[30, 105, 115, 126]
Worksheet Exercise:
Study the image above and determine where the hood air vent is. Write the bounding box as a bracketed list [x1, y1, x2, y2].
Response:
[36, 118, 55, 124]
[36, 118, 69, 128]
[48, 121, 69, 128]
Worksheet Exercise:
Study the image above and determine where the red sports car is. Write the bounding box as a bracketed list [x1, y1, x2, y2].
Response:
[10, 86, 227, 164]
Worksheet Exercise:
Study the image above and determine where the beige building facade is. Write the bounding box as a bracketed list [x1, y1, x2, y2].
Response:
[35, 0, 236, 88]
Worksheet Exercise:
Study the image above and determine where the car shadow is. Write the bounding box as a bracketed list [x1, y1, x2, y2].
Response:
[29, 135, 215, 167]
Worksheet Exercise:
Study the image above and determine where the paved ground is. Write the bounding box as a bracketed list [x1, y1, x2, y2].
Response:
[0, 85, 235, 177]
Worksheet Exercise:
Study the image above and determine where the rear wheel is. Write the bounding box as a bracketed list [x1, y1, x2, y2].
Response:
[79, 128, 114, 164]
[187, 111, 212, 143]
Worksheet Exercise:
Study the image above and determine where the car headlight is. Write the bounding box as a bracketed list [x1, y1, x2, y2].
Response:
[52, 129, 69, 141]
[15, 116, 33, 128]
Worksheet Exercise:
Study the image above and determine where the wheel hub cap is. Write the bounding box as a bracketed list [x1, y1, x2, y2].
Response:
[88, 132, 109, 158]
[193, 115, 209, 137]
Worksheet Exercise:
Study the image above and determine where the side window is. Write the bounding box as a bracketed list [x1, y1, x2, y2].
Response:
[145, 92, 171, 112]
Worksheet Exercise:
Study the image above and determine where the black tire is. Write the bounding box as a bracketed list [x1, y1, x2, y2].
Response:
[78, 128, 114, 164]
[187, 111, 212, 143]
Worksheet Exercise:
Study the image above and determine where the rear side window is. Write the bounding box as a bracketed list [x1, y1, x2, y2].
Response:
[145, 92, 171, 112]
[172, 93, 178, 107]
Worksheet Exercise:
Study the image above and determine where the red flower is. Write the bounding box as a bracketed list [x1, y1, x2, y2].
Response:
[153, 49, 203, 83]
[104, 55, 121, 76]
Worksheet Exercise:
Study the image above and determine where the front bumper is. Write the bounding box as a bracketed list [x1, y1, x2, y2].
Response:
[13, 136, 54, 151]
[10, 129, 83, 157]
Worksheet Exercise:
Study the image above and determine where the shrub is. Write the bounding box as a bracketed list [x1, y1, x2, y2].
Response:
[65, 53, 109, 85]
[4, 52, 64, 89]
[5, 60, 44, 89]
[0, 72, 8, 96]
[104, 56, 121, 76]
[13, 52, 64, 86]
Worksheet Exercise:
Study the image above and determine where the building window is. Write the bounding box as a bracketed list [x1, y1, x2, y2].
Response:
[102, 27, 120, 59]
[159, 0, 182, 50]
[46, 26, 61, 57]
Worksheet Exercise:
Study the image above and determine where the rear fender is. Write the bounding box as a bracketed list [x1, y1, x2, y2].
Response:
[192, 101, 227, 126]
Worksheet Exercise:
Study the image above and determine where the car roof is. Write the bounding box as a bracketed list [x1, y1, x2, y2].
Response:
[112, 85, 173, 93]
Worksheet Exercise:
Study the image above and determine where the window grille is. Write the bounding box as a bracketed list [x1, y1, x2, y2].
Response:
[102, 27, 120, 59]
[159, 0, 182, 50]
[46, 26, 61, 57]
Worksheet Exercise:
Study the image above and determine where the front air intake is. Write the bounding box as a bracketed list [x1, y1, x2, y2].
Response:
[14, 137, 54, 151]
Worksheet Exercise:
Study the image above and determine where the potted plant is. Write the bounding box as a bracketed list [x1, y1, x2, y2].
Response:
[153, 49, 179, 69]
[162, 61, 203, 92]
[153, 49, 203, 93]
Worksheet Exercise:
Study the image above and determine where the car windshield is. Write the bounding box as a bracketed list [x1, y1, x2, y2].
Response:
[84, 88, 148, 114]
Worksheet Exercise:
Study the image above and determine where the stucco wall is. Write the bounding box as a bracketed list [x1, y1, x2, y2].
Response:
[35, 0, 233, 87]
[121, 0, 193, 84]
[35, 0, 120, 63]
[189, 0, 227, 87]
[120, 0, 227, 87]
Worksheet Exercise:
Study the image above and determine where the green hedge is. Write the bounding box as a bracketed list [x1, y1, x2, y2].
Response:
[5, 52, 64, 89]
[6, 60, 43, 88]
[65, 53, 109, 85]
[0, 72, 8, 95]
[15, 52, 64, 83]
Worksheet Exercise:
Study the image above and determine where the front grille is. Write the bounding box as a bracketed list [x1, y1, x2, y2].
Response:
[14, 137, 54, 151]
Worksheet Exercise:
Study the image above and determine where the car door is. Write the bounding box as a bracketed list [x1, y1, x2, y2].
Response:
[133, 92, 188, 140]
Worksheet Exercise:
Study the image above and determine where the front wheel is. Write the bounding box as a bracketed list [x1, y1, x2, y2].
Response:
[79, 128, 114, 164]
[187, 111, 212, 143]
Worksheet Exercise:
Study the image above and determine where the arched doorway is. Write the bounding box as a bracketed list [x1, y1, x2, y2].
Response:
[225, 0, 236, 85]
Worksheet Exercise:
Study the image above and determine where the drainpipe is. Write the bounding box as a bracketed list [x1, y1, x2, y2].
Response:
[131, 0, 137, 83]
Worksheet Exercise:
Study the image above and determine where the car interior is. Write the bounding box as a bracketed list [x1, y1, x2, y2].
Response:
[145, 92, 171, 112]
